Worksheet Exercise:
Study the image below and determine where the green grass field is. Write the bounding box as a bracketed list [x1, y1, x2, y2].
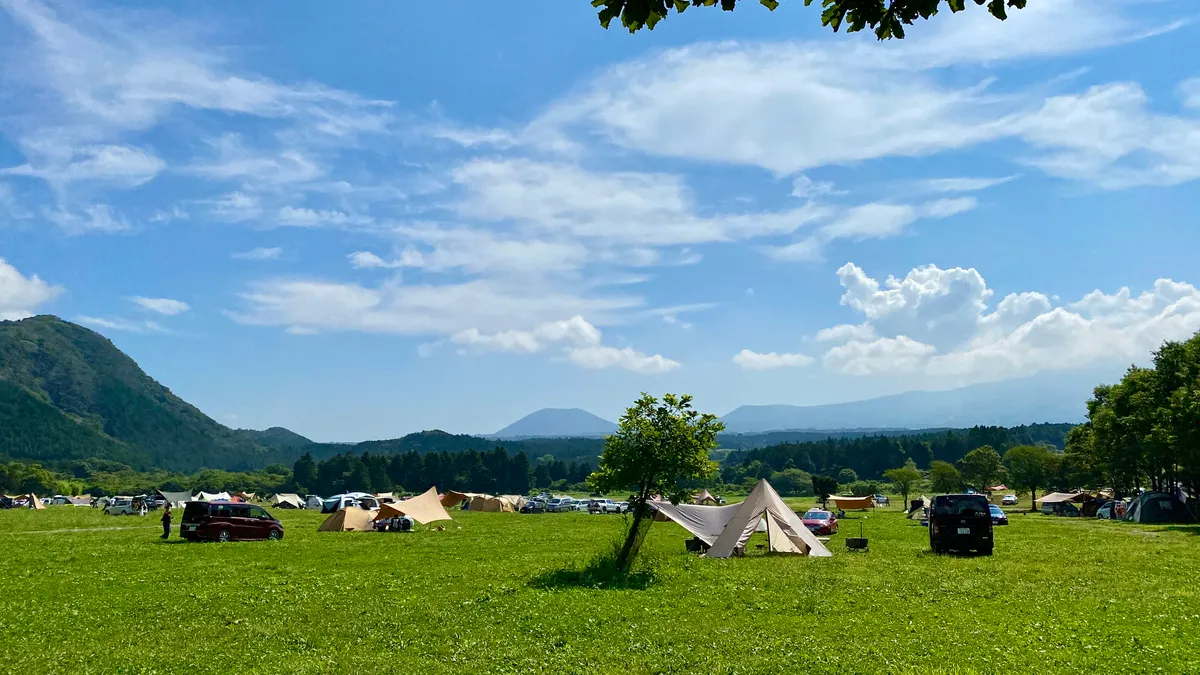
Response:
[2, 503, 1198, 674]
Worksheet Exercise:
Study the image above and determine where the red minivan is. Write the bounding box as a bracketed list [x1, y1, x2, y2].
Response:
[180, 501, 284, 542]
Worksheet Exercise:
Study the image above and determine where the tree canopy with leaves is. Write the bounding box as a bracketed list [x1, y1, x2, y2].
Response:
[589, 393, 724, 571]
[883, 461, 921, 507]
[958, 445, 1005, 492]
[928, 460, 961, 493]
[1003, 445, 1059, 510]
[592, 0, 1027, 39]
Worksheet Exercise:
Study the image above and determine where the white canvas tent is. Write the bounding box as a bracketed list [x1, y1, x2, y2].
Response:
[195, 491, 231, 502]
[158, 490, 193, 508]
[652, 480, 831, 558]
[272, 493, 305, 509]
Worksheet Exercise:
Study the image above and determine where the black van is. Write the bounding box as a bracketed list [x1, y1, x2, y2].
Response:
[929, 494, 993, 555]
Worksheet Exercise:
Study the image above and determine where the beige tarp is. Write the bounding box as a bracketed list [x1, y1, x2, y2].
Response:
[373, 487, 453, 524]
[28, 493, 45, 510]
[693, 490, 718, 505]
[272, 493, 305, 509]
[318, 507, 376, 532]
[501, 495, 528, 510]
[1036, 492, 1086, 504]
[707, 480, 832, 558]
[828, 495, 875, 510]
[441, 490, 484, 508]
[650, 500, 743, 545]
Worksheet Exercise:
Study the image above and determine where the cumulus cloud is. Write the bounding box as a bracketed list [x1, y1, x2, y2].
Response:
[806, 263, 1200, 385]
[77, 315, 167, 334]
[732, 349, 813, 371]
[451, 315, 676, 373]
[0, 257, 62, 320]
[132, 296, 190, 315]
[568, 345, 680, 374]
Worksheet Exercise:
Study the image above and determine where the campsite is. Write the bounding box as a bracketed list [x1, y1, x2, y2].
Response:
[2, 496, 1199, 673]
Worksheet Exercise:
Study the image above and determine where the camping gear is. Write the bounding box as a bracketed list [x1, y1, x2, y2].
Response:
[372, 487, 453, 524]
[846, 520, 868, 552]
[272, 493, 305, 509]
[828, 495, 874, 511]
[1125, 492, 1196, 524]
[317, 507, 376, 532]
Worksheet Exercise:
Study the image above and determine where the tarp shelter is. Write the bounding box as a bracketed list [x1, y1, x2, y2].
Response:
[470, 495, 516, 512]
[987, 485, 1008, 492]
[652, 480, 831, 558]
[828, 495, 875, 510]
[234, 492, 256, 502]
[157, 490, 193, 508]
[1125, 492, 1196, 524]
[441, 490, 480, 508]
[195, 491, 231, 502]
[67, 496, 92, 506]
[318, 507, 376, 532]
[693, 490, 718, 505]
[907, 496, 930, 519]
[27, 493, 45, 510]
[1036, 492, 1087, 504]
[272, 493, 305, 509]
[372, 487, 453, 524]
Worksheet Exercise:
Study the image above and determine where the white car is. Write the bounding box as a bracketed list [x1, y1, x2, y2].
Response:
[588, 499, 623, 514]
[1001, 495, 1018, 506]
[104, 499, 139, 516]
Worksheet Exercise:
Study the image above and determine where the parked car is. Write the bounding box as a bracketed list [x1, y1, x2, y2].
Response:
[801, 509, 839, 535]
[616, 501, 630, 513]
[873, 494, 890, 506]
[546, 498, 573, 513]
[571, 500, 590, 512]
[520, 500, 546, 514]
[989, 504, 1009, 525]
[180, 501, 284, 542]
[1041, 501, 1080, 517]
[929, 494, 993, 555]
[104, 499, 139, 516]
[1095, 500, 1127, 519]
[589, 499, 622, 514]
[1001, 494, 1019, 506]
[322, 493, 377, 513]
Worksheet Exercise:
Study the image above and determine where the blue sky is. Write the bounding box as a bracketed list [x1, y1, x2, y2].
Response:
[2, 0, 1199, 440]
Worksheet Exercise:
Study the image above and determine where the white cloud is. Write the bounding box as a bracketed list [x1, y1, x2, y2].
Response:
[277, 205, 366, 228]
[804, 263, 1200, 385]
[192, 136, 324, 187]
[151, 206, 189, 223]
[1181, 78, 1200, 110]
[232, 247, 282, 261]
[76, 316, 167, 334]
[1, 144, 164, 187]
[0, 257, 62, 320]
[45, 204, 128, 233]
[348, 251, 402, 270]
[567, 345, 680, 374]
[427, 125, 517, 149]
[132, 296, 189, 316]
[791, 175, 841, 198]
[913, 176, 1018, 193]
[732, 349, 813, 371]
[813, 323, 878, 343]
[206, 192, 261, 222]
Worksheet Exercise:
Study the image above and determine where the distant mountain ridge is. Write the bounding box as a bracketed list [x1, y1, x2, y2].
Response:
[492, 408, 618, 439]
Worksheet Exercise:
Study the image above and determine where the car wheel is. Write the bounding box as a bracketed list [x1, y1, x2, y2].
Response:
[217, 529, 232, 543]
[268, 530, 281, 541]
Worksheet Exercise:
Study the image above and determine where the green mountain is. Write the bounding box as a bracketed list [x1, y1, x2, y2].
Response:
[0, 315, 280, 472]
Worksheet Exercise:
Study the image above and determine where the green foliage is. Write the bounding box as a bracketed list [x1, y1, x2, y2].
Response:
[591, 0, 1027, 39]
[769, 468, 813, 496]
[844, 479, 881, 497]
[882, 464, 921, 504]
[1003, 445, 1059, 510]
[837, 468, 858, 484]
[958, 445, 1005, 491]
[928, 459, 961, 493]
[812, 474, 837, 504]
[589, 393, 723, 570]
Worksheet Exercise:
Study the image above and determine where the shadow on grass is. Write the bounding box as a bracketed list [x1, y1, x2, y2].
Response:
[1164, 525, 1200, 536]
[529, 549, 657, 591]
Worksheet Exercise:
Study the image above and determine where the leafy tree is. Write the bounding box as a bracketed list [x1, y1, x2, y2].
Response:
[770, 468, 813, 496]
[592, 0, 1027, 40]
[812, 474, 837, 507]
[928, 460, 961, 493]
[589, 393, 723, 572]
[837, 468, 858, 485]
[1003, 445, 1058, 510]
[883, 464, 921, 507]
[292, 453, 317, 493]
[958, 445, 1005, 492]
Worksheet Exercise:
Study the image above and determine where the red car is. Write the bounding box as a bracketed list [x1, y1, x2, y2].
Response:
[801, 509, 838, 535]
[180, 501, 284, 542]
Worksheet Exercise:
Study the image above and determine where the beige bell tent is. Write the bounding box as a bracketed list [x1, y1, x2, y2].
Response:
[828, 495, 875, 511]
[318, 507, 376, 532]
[469, 495, 517, 513]
[372, 487, 453, 524]
[653, 480, 831, 558]
[272, 493, 305, 509]
[501, 495, 528, 510]
[692, 490, 718, 505]
[441, 490, 476, 508]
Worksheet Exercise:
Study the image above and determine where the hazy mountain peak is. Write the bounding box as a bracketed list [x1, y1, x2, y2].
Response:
[494, 408, 617, 439]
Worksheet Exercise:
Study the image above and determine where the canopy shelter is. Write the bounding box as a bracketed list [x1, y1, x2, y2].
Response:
[67, 496, 92, 506]
[828, 495, 875, 511]
[157, 490, 193, 508]
[692, 490, 718, 505]
[907, 496, 930, 519]
[233, 492, 256, 502]
[1125, 492, 1196, 524]
[195, 491, 231, 502]
[1036, 492, 1087, 504]
[440, 490, 490, 508]
[318, 507, 376, 532]
[372, 487, 453, 524]
[652, 480, 831, 558]
[986, 484, 1009, 492]
[272, 493, 305, 509]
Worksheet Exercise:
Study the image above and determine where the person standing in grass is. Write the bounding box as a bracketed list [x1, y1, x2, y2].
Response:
[161, 503, 172, 539]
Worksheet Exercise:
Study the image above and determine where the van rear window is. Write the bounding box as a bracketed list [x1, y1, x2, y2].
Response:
[182, 503, 208, 521]
[934, 495, 989, 517]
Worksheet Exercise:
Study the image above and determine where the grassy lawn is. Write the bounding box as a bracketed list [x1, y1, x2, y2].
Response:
[1, 503, 1198, 674]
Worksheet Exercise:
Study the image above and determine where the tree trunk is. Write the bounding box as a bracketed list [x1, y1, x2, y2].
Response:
[615, 499, 653, 572]
[1030, 488, 1037, 513]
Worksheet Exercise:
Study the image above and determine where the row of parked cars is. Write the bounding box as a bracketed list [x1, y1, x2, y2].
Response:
[520, 494, 629, 514]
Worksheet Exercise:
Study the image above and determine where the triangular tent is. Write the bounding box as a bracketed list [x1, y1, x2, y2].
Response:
[272, 493, 305, 509]
[318, 507, 376, 532]
[692, 490, 718, 505]
[440, 490, 472, 508]
[373, 487, 454, 524]
[28, 493, 45, 510]
[706, 480, 832, 558]
[907, 496, 930, 519]
[828, 495, 874, 510]
[158, 490, 194, 508]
